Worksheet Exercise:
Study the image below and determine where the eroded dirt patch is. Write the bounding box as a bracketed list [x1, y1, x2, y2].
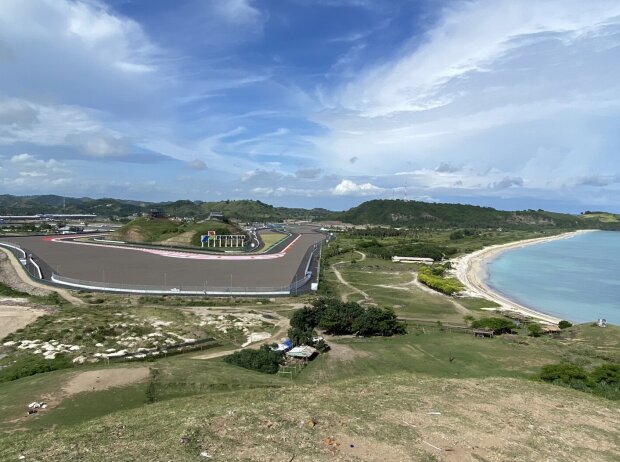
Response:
[62, 367, 151, 396]
[0, 304, 47, 340]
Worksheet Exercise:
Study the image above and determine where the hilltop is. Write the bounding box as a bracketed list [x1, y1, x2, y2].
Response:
[2, 194, 620, 230]
[340, 199, 620, 230]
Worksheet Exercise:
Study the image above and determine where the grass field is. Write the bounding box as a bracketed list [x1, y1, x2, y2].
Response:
[0, 325, 618, 461]
[257, 232, 288, 252]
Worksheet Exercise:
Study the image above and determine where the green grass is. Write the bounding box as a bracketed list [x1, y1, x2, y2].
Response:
[256, 232, 287, 252]
[457, 297, 502, 310]
[303, 324, 620, 384]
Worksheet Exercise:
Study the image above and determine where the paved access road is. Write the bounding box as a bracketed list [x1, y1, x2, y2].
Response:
[1, 227, 324, 291]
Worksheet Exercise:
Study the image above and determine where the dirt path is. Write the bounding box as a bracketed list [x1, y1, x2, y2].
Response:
[0, 303, 48, 339]
[331, 262, 371, 303]
[0, 247, 85, 306]
[409, 271, 471, 316]
[193, 310, 290, 360]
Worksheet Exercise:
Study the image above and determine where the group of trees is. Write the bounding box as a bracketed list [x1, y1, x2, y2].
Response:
[223, 345, 284, 374]
[535, 362, 620, 400]
[449, 229, 479, 240]
[417, 265, 464, 295]
[470, 317, 517, 334]
[288, 298, 407, 339]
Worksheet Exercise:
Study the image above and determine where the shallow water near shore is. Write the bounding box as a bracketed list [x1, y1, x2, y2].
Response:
[486, 231, 620, 324]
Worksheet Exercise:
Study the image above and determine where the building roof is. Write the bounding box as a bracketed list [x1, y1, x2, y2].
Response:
[286, 345, 318, 358]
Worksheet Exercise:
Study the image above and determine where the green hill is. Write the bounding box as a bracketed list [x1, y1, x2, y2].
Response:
[339, 199, 620, 230]
[111, 218, 239, 246]
[2, 194, 620, 231]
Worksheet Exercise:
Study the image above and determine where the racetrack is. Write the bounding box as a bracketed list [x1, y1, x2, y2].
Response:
[0, 227, 324, 293]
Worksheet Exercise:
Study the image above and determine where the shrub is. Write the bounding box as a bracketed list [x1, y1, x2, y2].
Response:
[0, 354, 73, 383]
[527, 323, 543, 337]
[558, 320, 573, 329]
[470, 317, 516, 334]
[590, 363, 620, 387]
[313, 339, 330, 353]
[417, 266, 464, 295]
[224, 345, 283, 374]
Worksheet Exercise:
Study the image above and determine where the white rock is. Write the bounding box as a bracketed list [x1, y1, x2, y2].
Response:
[69, 345, 81, 351]
[95, 343, 104, 347]
[2, 341, 17, 347]
[72, 356, 87, 364]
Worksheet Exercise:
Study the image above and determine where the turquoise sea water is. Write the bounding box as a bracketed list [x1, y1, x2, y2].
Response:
[486, 231, 620, 324]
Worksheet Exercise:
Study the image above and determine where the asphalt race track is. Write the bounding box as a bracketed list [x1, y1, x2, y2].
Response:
[1, 227, 324, 292]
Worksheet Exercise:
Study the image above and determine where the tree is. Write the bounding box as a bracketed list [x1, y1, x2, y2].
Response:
[288, 327, 315, 346]
[558, 320, 573, 329]
[319, 301, 364, 335]
[528, 323, 544, 337]
[290, 306, 320, 331]
[352, 307, 407, 337]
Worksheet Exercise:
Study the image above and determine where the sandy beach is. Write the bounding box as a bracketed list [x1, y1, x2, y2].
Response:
[454, 230, 596, 325]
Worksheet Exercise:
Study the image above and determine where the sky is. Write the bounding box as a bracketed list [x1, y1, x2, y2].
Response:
[1, 0, 620, 212]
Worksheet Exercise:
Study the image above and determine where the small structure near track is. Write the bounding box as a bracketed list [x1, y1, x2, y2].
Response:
[473, 329, 494, 338]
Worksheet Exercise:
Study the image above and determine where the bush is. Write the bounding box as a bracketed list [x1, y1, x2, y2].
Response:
[0, 354, 73, 383]
[224, 345, 283, 374]
[528, 323, 543, 337]
[471, 317, 516, 334]
[313, 339, 330, 353]
[558, 320, 573, 329]
[590, 363, 620, 387]
[417, 266, 464, 295]
[535, 362, 620, 400]
[537, 362, 589, 384]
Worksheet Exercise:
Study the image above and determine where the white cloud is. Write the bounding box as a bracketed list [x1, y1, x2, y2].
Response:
[307, 0, 620, 207]
[332, 179, 383, 196]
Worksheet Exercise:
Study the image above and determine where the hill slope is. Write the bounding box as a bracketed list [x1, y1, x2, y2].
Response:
[1, 373, 617, 461]
[339, 199, 620, 230]
[111, 218, 239, 246]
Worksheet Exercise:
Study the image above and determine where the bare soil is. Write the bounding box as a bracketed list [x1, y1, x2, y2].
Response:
[0, 303, 47, 340]
[61, 367, 150, 396]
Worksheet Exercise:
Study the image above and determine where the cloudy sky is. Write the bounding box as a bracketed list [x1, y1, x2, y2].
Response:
[1, 0, 620, 212]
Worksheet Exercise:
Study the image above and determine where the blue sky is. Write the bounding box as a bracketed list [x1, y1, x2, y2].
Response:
[1, 0, 620, 212]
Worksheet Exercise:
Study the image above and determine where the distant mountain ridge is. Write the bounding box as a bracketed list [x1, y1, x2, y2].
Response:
[1, 194, 619, 230]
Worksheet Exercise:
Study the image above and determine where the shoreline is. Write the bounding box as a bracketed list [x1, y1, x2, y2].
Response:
[454, 230, 596, 325]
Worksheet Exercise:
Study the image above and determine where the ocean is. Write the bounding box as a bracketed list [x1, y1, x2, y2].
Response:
[485, 231, 620, 324]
